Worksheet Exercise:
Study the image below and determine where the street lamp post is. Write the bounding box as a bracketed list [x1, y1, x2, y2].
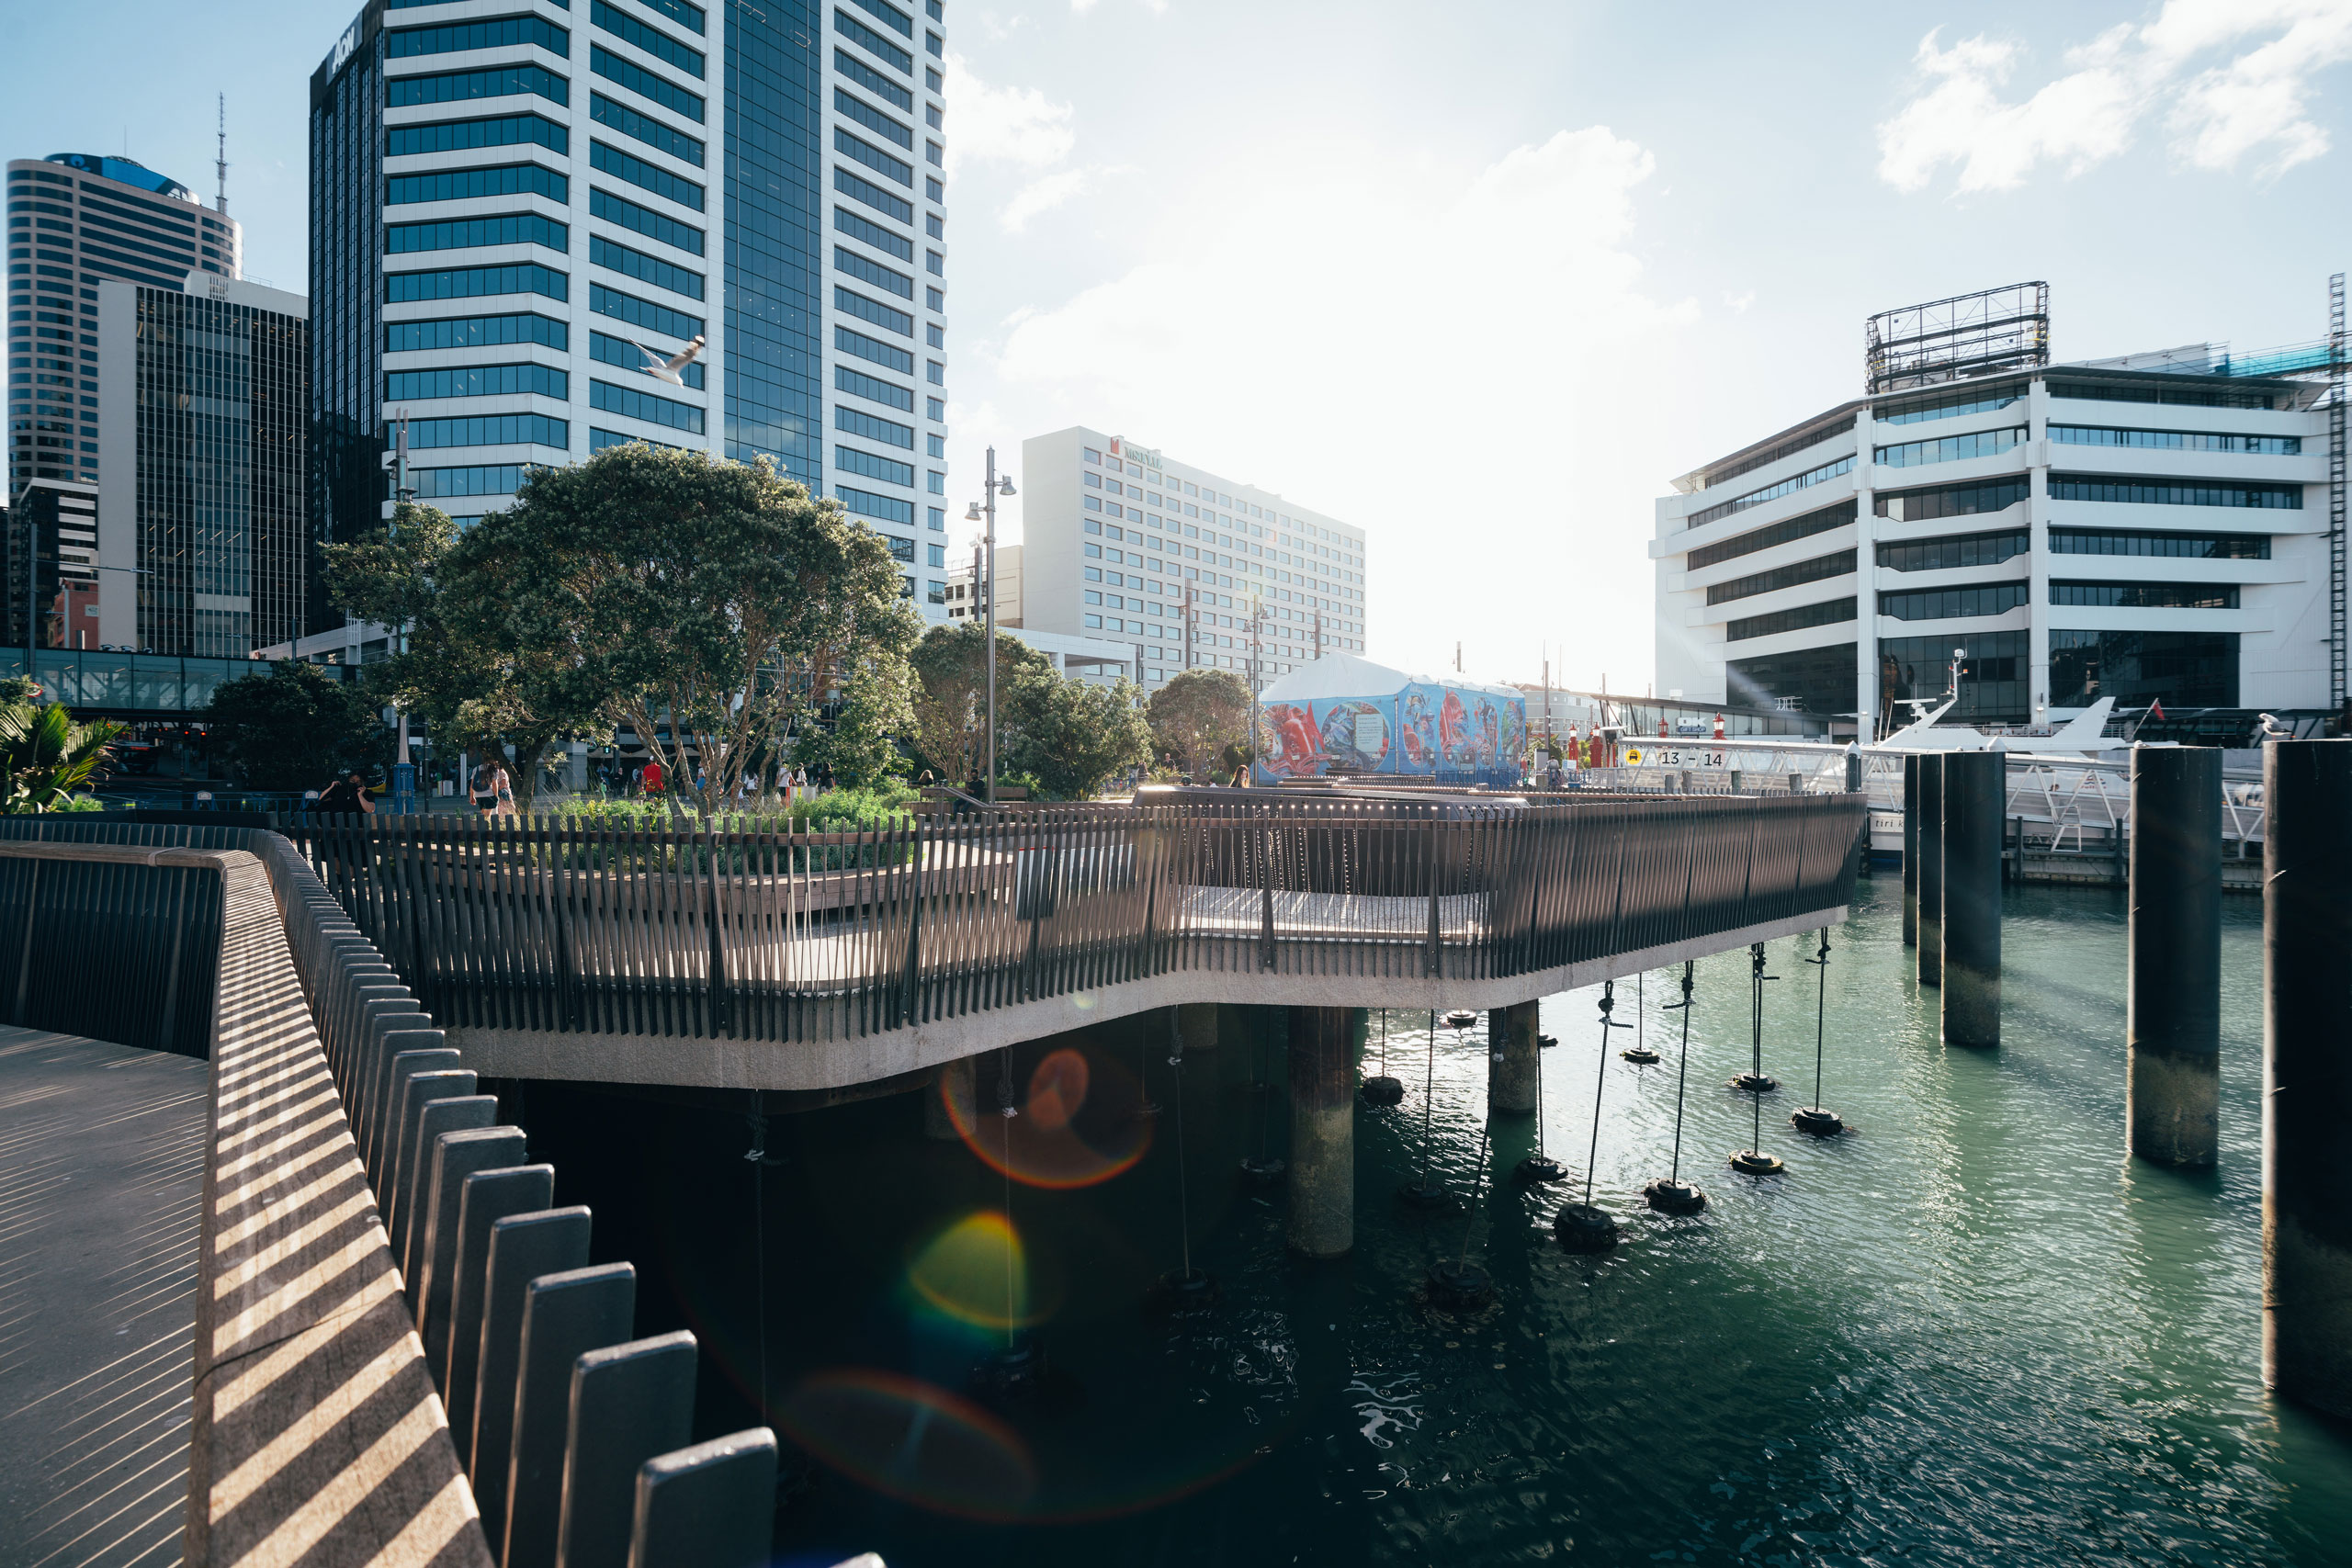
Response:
[964, 447, 1015, 805]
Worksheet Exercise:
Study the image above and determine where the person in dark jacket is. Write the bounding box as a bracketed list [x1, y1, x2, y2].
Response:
[316, 772, 376, 815]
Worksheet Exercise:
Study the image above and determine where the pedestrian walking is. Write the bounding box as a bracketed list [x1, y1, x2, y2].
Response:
[469, 757, 503, 814]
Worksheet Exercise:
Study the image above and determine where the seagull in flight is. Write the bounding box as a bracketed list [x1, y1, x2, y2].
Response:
[631, 334, 707, 385]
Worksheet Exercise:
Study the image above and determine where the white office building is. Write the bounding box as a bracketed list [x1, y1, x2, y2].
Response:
[309, 0, 954, 638]
[1656, 313, 2339, 739]
[1016, 426, 1367, 693]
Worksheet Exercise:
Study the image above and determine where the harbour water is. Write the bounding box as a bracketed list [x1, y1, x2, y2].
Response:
[525, 875, 2352, 1565]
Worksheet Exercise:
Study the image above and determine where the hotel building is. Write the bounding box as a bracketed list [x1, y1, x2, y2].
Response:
[1016, 426, 1367, 693]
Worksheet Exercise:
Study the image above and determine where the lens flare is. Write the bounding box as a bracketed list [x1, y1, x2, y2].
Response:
[1025, 1048, 1088, 1131]
[779, 1369, 1038, 1518]
[908, 1210, 1041, 1331]
[948, 1041, 1151, 1189]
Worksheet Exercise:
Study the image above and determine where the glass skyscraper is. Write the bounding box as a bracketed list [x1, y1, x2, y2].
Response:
[307, 0, 952, 636]
[96, 276, 311, 657]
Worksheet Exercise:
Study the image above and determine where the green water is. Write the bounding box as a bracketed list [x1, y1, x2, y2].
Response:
[532, 876, 2352, 1566]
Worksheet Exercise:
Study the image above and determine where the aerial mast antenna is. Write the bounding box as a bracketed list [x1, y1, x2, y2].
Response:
[214, 94, 228, 215]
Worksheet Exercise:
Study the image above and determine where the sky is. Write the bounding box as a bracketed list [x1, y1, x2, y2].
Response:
[6, 0, 2349, 693]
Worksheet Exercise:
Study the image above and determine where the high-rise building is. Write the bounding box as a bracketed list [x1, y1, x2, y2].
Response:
[1016, 427, 1368, 694]
[2, 479, 100, 652]
[93, 272, 310, 656]
[307, 0, 952, 636]
[1653, 286, 2338, 739]
[6, 152, 243, 496]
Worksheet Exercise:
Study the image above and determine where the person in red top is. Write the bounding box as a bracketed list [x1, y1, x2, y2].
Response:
[642, 758, 665, 795]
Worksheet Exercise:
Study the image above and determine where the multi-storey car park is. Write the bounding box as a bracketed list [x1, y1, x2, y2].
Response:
[7, 152, 243, 495]
[308, 0, 952, 640]
[1016, 426, 1368, 695]
[1654, 281, 2349, 741]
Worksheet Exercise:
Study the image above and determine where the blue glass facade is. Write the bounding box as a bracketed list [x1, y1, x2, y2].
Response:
[723, 1, 824, 487]
[308, 8, 387, 635]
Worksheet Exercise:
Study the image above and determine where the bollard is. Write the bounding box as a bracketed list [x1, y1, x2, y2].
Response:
[2263, 739, 2352, 1419]
[1902, 753, 1921, 947]
[507, 1263, 638, 1568]
[1846, 746, 1867, 879]
[475, 1207, 594, 1546]
[1788, 771, 1802, 794]
[1917, 754, 1945, 986]
[1487, 1002, 1540, 1114]
[1729, 769, 1743, 793]
[1286, 1006, 1358, 1258]
[627, 1429, 779, 1568]
[447, 1166, 557, 1466]
[419, 1126, 529, 1360]
[1941, 750, 2003, 1047]
[555, 1333, 698, 1568]
[388, 1069, 475, 1264]
[2128, 747, 2222, 1168]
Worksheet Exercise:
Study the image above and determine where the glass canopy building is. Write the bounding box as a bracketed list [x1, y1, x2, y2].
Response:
[308, 0, 953, 636]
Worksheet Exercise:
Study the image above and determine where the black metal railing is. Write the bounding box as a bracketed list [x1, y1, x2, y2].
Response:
[258, 793, 1863, 1041]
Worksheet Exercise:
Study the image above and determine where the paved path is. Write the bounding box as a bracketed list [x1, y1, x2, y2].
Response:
[0, 1026, 208, 1568]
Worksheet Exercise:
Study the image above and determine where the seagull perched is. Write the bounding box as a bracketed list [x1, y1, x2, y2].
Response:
[632, 334, 707, 385]
[2257, 712, 2296, 740]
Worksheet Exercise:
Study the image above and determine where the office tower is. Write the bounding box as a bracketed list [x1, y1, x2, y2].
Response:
[7, 152, 243, 494]
[91, 273, 309, 656]
[1653, 284, 2339, 739]
[2, 479, 99, 652]
[1018, 427, 1369, 694]
[308, 0, 952, 636]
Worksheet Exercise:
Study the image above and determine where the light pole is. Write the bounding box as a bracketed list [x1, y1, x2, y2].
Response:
[964, 447, 1015, 804]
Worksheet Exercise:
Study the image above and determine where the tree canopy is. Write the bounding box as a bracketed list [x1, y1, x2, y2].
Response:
[469, 443, 922, 810]
[1147, 668, 1254, 781]
[324, 448, 923, 810]
[908, 622, 1152, 797]
[201, 662, 392, 792]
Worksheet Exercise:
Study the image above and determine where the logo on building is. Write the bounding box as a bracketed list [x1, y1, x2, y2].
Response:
[1108, 436, 1163, 469]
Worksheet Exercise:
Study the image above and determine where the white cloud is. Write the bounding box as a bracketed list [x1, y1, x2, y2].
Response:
[977, 127, 1699, 683]
[943, 54, 1077, 176]
[1722, 289, 1757, 313]
[999, 167, 1093, 232]
[1877, 2, 2352, 192]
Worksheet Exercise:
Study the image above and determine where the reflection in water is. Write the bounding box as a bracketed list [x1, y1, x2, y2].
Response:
[522, 886, 2352, 1565]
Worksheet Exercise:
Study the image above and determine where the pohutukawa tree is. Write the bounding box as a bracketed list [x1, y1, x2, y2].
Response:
[1146, 668, 1254, 782]
[483, 443, 922, 812]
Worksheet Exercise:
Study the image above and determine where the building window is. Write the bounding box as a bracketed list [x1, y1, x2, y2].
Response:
[1879, 631, 2029, 725]
[926, 359, 944, 384]
[927, 470, 944, 494]
[926, 396, 944, 422]
[1687, 454, 1856, 529]
[1873, 426, 2025, 469]
[1726, 642, 1857, 719]
[1872, 387, 2024, 426]
[927, 506, 944, 530]
[1873, 478, 2028, 524]
[927, 543, 945, 568]
[2050, 630, 2239, 709]
[1877, 583, 2029, 622]
[1703, 548, 1855, 606]
[1724, 597, 1857, 642]
[2049, 527, 2269, 559]
[1873, 528, 2029, 573]
[2050, 424, 2300, 456]
[2048, 580, 2240, 609]
[2047, 474, 2303, 509]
